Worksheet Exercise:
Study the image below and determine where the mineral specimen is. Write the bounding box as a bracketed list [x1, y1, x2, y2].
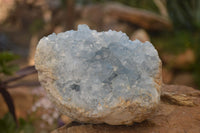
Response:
[35, 24, 162, 125]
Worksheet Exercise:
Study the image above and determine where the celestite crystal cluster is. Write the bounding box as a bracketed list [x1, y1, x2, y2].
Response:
[35, 25, 162, 125]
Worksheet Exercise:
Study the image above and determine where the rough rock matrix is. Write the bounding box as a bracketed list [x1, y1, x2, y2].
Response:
[52, 85, 200, 133]
[35, 25, 162, 125]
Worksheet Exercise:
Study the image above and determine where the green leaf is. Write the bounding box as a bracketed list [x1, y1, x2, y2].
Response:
[0, 52, 19, 63]
[166, 0, 200, 30]
[17, 118, 34, 133]
[0, 113, 17, 133]
[0, 113, 34, 133]
[1, 65, 19, 75]
[0, 51, 19, 76]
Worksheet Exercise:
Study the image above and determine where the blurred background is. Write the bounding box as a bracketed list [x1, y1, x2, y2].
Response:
[0, 0, 199, 132]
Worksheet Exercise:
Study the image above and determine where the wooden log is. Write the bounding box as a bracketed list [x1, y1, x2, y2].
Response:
[104, 3, 172, 31]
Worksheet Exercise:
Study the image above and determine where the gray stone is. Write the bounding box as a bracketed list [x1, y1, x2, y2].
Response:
[35, 25, 162, 125]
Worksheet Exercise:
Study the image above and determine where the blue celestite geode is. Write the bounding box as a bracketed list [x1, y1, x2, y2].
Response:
[35, 24, 162, 125]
